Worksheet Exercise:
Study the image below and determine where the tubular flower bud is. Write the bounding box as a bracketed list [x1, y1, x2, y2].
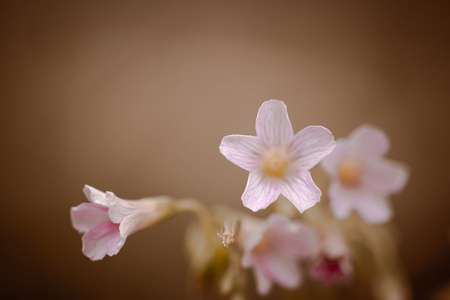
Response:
[70, 185, 175, 261]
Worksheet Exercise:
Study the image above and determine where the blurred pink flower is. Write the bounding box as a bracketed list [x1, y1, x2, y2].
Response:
[238, 213, 320, 295]
[321, 125, 409, 223]
[70, 185, 174, 261]
[220, 100, 335, 213]
[309, 229, 353, 285]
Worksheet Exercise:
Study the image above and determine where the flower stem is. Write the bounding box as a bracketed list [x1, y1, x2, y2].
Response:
[175, 198, 216, 235]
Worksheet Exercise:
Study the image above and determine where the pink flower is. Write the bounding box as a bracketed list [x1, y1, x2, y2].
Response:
[220, 100, 335, 213]
[309, 229, 353, 285]
[321, 125, 409, 223]
[238, 213, 320, 295]
[70, 185, 174, 261]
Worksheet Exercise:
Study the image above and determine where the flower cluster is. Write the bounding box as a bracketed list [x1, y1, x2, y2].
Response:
[70, 100, 410, 299]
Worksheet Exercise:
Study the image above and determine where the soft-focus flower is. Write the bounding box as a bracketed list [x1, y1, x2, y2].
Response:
[238, 213, 320, 295]
[321, 125, 409, 223]
[70, 185, 175, 261]
[309, 229, 353, 285]
[220, 100, 335, 213]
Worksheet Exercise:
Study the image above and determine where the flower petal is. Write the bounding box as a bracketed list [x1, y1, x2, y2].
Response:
[279, 169, 321, 213]
[83, 185, 116, 207]
[348, 125, 390, 158]
[363, 159, 409, 195]
[328, 182, 354, 219]
[105, 232, 122, 256]
[108, 197, 145, 223]
[354, 193, 392, 224]
[288, 126, 336, 170]
[116, 211, 154, 249]
[81, 222, 121, 261]
[320, 140, 348, 176]
[253, 264, 273, 296]
[242, 172, 281, 212]
[239, 216, 265, 254]
[241, 251, 254, 269]
[70, 203, 110, 233]
[108, 197, 172, 224]
[258, 250, 301, 289]
[255, 100, 294, 148]
[219, 134, 262, 171]
[268, 215, 320, 258]
[109, 197, 175, 250]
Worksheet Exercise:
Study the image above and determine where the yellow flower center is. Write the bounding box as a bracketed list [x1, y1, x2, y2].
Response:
[338, 158, 363, 188]
[261, 149, 290, 178]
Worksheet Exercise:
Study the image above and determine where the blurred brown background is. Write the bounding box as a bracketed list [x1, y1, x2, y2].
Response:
[1, 0, 449, 299]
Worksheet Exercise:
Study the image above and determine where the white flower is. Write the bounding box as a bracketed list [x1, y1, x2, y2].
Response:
[238, 213, 320, 295]
[321, 125, 409, 223]
[220, 99, 335, 213]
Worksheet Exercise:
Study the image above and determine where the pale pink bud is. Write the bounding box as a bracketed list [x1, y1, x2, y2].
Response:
[70, 185, 174, 261]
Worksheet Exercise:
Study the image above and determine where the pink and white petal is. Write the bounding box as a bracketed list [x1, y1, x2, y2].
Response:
[264, 214, 297, 257]
[81, 222, 121, 261]
[117, 211, 155, 244]
[310, 260, 330, 281]
[105, 231, 123, 256]
[239, 220, 265, 254]
[348, 125, 390, 158]
[363, 159, 409, 195]
[109, 197, 171, 225]
[320, 140, 348, 176]
[70, 203, 110, 233]
[242, 172, 281, 212]
[253, 264, 273, 296]
[286, 222, 320, 258]
[328, 182, 355, 220]
[288, 126, 336, 170]
[241, 251, 255, 268]
[83, 185, 114, 207]
[354, 193, 392, 224]
[258, 251, 301, 289]
[279, 169, 321, 213]
[264, 213, 289, 237]
[322, 231, 349, 259]
[219, 134, 262, 171]
[255, 100, 294, 148]
[269, 215, 320, 258]
[108, 198, 143, 223]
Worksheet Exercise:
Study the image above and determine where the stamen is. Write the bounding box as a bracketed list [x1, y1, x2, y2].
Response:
[218, 230, 236, 247]
[218, 217, 240, 247]
[261, 149, 290, 178]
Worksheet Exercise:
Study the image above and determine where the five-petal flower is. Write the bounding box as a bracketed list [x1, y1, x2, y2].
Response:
[238, 213, 320, 295]
[70, 185, 175, 260]
[220, 100, 336, 213]
[321, 125, 409, 223]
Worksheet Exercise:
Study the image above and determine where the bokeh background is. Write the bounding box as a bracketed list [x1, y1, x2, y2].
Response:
[1, 1, 449, 299]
